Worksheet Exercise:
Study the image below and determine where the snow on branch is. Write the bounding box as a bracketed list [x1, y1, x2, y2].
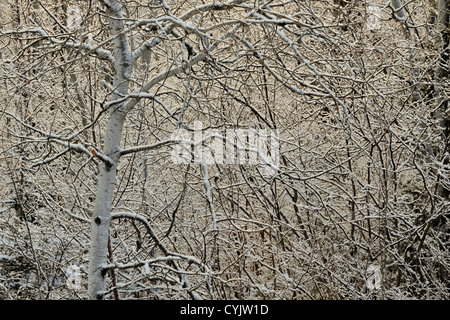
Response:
[124, 52, 207, 112]
[103, 256, 182, 271]
[5, 28, 114, 62]
[110, 212, 203, 265]
[110, 211, 205, 300]
[119, 139, 177, 156]
[131, 0, 246, 61]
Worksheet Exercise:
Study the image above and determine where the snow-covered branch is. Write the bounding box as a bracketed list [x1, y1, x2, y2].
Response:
[111, 211, 204, 299]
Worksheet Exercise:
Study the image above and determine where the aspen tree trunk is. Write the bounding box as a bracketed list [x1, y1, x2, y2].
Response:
[436, 0, 450, 200]
[88, 0, 132, 299]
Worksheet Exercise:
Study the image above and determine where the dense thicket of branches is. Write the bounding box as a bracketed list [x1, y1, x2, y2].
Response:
[0, 0, 448, 299]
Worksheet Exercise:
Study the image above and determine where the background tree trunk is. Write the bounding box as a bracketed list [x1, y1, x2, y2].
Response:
[434, 0, 450, 200]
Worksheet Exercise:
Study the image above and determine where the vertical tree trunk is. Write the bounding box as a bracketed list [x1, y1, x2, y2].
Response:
[436, 0, 450, 199]
[87, 113, 126, 299]
[430, 0, 450, 287]
[88, 0, 132, 299]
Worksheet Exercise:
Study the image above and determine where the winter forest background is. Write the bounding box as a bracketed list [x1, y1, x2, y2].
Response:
[0, 0, 449, 300]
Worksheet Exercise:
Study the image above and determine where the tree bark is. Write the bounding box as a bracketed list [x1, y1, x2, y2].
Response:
[436, 0, 450, 200]
[87, 0, 132, 299]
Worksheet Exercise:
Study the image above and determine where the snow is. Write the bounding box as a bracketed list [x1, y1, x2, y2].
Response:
[67, 6, 82, 30]
[0, 255, 13, 262]
[366, 264, 381, 291]
[143, 262, 150, 275]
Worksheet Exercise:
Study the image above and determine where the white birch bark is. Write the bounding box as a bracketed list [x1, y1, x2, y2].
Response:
[87, 0, 132, 299]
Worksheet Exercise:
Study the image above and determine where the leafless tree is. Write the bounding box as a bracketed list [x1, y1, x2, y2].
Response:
[0, 0, 448, 300]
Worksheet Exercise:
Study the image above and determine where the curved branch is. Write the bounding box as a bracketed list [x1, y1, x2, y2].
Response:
[111, 211, 204, 300]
